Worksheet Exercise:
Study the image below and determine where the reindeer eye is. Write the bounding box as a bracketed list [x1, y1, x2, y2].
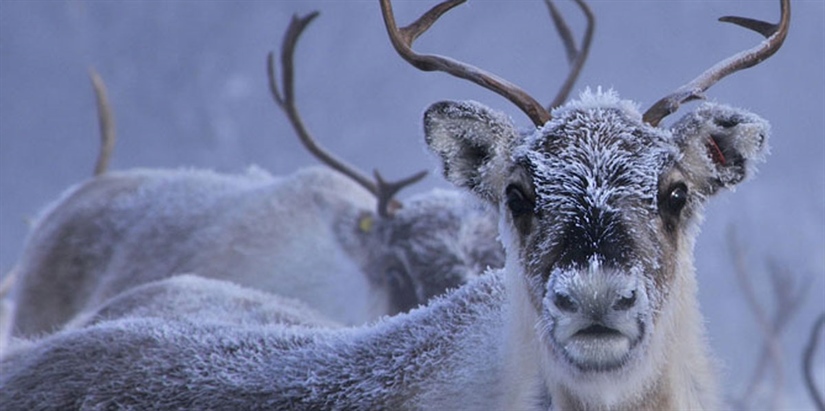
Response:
[505, 185, 533, 218]
[662, 183, 688, 215]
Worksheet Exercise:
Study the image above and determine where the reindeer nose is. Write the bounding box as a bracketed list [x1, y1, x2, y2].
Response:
[551, 283, 640, 318]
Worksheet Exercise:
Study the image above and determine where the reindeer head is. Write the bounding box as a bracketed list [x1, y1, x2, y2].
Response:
[425, 91, 769, 376]
[383, 0, 787, 392]
[365, 189, 503, 313]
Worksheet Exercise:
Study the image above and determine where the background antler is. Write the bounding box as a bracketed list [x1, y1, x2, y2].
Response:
[545, 0, 595, 110]
[89, 68, 116, 176]
[643, 0, 790, 126]
[268, 12, 426, 218]
[804, 313, 825, 411]
[728, 227, 810, 410]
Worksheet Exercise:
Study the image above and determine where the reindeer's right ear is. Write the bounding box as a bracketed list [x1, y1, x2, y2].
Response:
[423, 101, 518, 203]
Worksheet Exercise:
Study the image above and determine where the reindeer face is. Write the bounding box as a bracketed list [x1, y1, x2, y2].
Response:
[424, 90, 769, 376]
[339, 188, 503, 316]
[511, 100, 672, 375]
[362, 190, 504, 314]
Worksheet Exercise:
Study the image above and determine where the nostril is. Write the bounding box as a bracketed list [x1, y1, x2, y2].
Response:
[613, 290, 637, 311]
[553, 292, 578, 313]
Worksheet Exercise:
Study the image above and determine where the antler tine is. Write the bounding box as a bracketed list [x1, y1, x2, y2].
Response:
[268, 12, 427, 218]
[643, 0, 790, 126]
[380, 0, 552, 127]
[89, 68, 116, 176]
[374, 169, 428, 218]
[546, 0, 595, 110]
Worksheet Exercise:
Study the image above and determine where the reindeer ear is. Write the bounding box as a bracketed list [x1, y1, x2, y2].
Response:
[423, 101, 518, 203]
[671, 103, 770, 195]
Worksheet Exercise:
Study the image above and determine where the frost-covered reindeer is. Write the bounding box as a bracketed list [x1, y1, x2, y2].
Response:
[0, 0, 789, 409]
[2, 11, 515, 340]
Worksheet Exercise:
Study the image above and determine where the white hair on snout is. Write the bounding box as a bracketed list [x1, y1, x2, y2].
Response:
[538, 259, 650, 368]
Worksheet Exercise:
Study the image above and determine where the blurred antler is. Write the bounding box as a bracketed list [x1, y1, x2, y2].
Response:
[804, 313, 825, 411]
[545, 0, 595, 110]
[728, 227, 809, 410]
[268, 12, 427, 218]
[89, 68, 116, 176]
[643, 0, 790, 126]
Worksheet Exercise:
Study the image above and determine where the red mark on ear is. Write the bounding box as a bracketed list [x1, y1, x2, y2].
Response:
[706, 136, 726, 166]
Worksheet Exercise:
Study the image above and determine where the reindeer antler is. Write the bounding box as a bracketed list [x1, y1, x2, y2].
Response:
[380, 0, 594, 127]
[89, 68, 116, 176]
[545, 0, 595, 110]
[268, 12, 427, 218]
[380, 0, 551, 127]
[643, 0, 790, 126]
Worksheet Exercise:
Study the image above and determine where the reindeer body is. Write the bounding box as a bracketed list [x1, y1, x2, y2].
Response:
[7, 166, 379, 334]
[0, 93, 771, 410]
[5, 164, 500, 339]
[62, 274, 342, 331]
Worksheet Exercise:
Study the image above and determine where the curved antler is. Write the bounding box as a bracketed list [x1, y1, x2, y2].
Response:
[380, 0, 552, 127]
[89, 68, 116, 176]
[545, 0, 595, 110]
[643, 0, 790, 127]
[268, 12, 426, 218]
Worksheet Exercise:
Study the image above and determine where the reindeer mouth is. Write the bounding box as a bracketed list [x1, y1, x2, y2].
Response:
[540, 262, 650, 373]
[557, 321, 644, 372]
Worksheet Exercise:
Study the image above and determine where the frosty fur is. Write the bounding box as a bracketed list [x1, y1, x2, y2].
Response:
[3, 165, 501, 343]
[0, 91, 770, 410]
[63, 274, 342, 331]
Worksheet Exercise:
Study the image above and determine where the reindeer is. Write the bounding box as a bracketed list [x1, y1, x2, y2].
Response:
[2, 163, 493, 336]
[0, 0, 789, 409]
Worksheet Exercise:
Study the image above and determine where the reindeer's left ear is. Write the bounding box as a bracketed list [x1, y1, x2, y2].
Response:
[670, 102, 770, 195]
[423, 100, 519, 204]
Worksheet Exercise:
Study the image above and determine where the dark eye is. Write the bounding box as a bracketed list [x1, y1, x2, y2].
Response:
[505, 185, 533, 218]
[662, 183, 688, 214]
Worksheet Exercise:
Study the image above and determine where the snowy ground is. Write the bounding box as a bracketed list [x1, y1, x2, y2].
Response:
[1, 1, 822, 408]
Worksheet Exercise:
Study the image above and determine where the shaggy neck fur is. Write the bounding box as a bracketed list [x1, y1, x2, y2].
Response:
[0, 273, 509, 410]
